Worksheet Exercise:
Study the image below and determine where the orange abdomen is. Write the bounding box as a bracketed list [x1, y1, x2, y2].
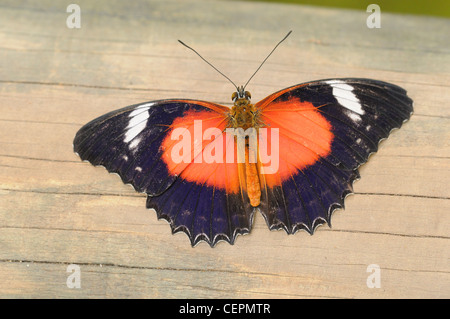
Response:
[245, 147, 261, 207]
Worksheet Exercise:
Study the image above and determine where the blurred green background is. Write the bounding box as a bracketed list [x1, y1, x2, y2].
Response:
[245, 0, 450, 18]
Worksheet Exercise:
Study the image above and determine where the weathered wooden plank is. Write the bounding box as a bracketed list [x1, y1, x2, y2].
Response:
[0, 223, 448, 299]
[0, 257, 448, 299]
[0, 0, 449, 298]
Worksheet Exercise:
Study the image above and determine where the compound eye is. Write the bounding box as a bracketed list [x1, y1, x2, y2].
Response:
[245, 91, 251, 99]
[231, 92, 237, 101]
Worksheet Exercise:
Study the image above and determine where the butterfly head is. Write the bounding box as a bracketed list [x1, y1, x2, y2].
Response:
[232, 86, 251, 107]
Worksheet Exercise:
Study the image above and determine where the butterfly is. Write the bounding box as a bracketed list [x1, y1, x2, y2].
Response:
[73, 32, 413, 247]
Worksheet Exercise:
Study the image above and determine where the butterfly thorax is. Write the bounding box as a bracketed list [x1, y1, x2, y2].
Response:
[229, 103, 259, 130]
[228, 89, 262, 130]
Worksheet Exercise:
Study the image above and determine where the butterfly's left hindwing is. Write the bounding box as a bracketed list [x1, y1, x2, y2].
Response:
[256, 78, 413, 234]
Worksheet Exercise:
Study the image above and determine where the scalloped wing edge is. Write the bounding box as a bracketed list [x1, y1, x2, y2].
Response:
[147, 199, 255, 247]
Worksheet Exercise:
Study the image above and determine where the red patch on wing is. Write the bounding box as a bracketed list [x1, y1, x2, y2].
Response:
[161, 109, 240, 193]
[259, 98, 334, 188]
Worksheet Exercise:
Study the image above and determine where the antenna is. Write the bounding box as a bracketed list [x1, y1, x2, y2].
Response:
[178, 31, 292, 92]
[243, 30, 292, 90]
[178, 40, 238, 90]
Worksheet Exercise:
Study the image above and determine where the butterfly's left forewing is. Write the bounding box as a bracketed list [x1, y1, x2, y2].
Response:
[256, 78, 413, 234]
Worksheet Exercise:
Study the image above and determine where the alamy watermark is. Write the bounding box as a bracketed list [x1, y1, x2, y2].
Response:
[366, 4, 381, 29]
[366, 264, 381, 288]
[66, 4, 81, 29]
[66, 264, 81, 289]
[170, 122, 280, 173]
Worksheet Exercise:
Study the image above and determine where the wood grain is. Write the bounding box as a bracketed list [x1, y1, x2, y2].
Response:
[0, 0, 449, 298]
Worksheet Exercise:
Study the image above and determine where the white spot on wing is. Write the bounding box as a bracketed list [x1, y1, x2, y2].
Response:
[124, 121, 147, 144]
[347, 111, 362, 123]
[128, 110, 149, 129]
[129, 136, 142, 151]
[326, 80, 365, 116]
[123, 103, 153, 145]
